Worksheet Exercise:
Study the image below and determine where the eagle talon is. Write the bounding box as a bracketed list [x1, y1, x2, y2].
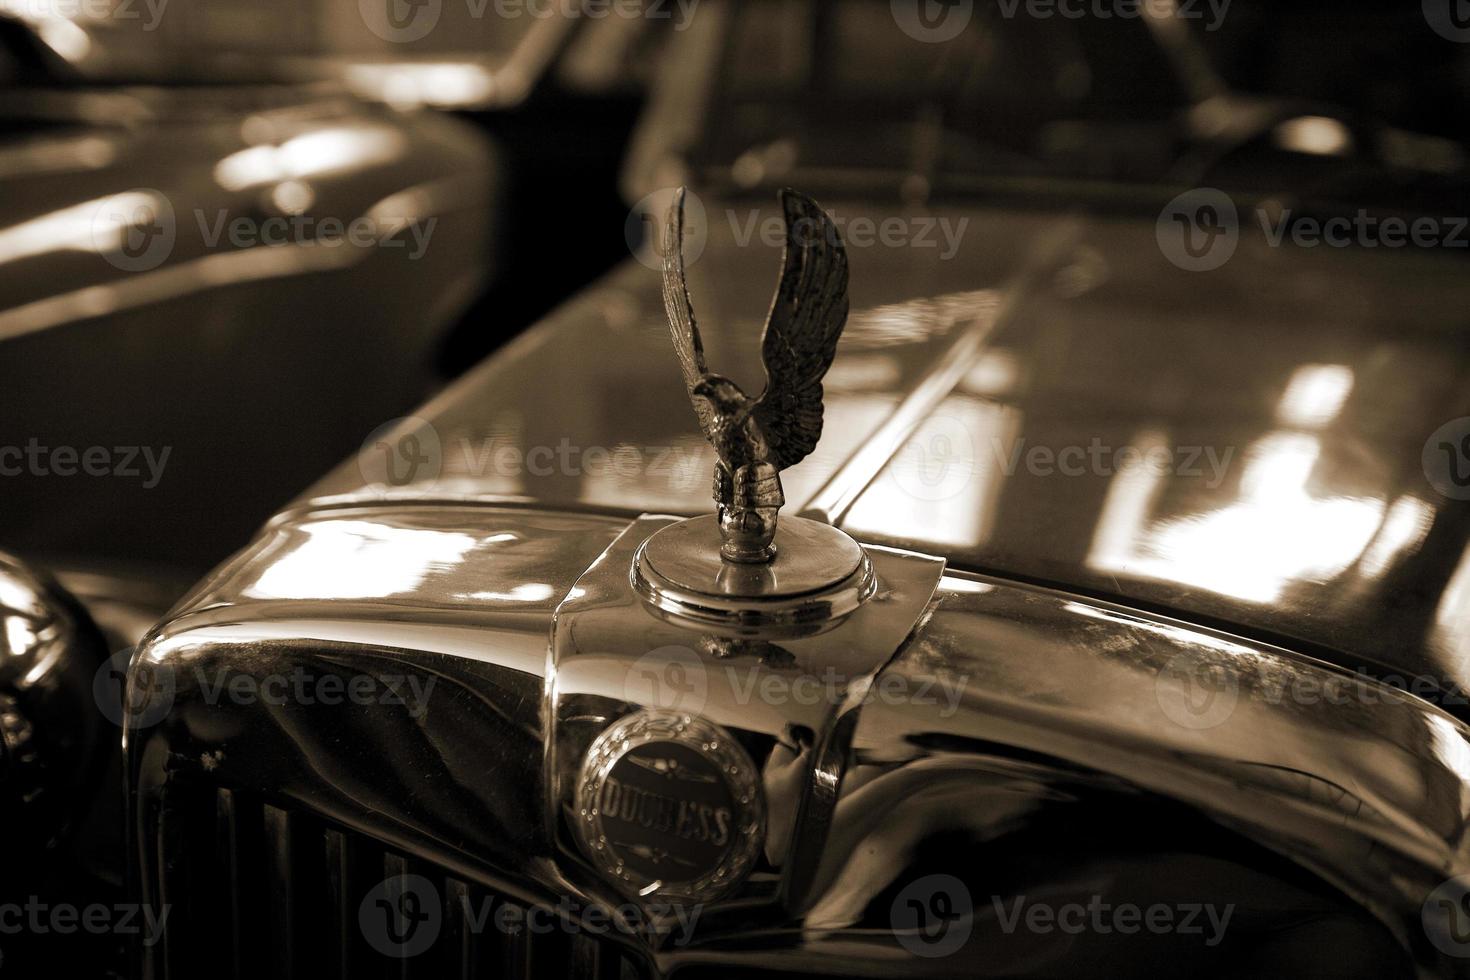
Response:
[718, 505, 779, 563]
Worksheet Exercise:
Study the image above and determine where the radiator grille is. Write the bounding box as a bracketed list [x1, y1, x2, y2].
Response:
[151, 787, 646, 980]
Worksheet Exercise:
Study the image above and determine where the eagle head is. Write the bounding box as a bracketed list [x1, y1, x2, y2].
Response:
[691, 375, 752, 420]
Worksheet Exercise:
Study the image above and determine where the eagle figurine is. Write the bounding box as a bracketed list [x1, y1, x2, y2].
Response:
[661, 187, 850, 563]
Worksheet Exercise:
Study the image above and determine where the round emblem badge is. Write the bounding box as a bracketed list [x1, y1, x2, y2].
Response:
[574, 710, 765, 902]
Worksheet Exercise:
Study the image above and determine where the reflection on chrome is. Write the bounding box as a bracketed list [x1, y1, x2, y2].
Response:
[341, 62, 498, 110]
[0, 3, 93, 62]
[1090, 431, 1385, 604]
[841, 289, 1001, 349]
[459, 583, 558, 603]
[0, 190, 161, 266]
[1424, 713, 1470, 789]
[245, 520, 477, 601]
[957, 349, 1020, 398]
[1273, 116, 1355, 158]
[1062, 599, 1269, 660]
[1276, 363, 1354, 428]
[1436, 545, 1470, 666]
[213, 126, 406, 192]
[1358, 495, 1435, 581]
[0, 134, 117, 180]
[845, 396, 1019, 550]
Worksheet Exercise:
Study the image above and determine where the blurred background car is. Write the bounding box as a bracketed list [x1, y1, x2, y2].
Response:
[0, 8, 661, 974]
[0, 9, 497, 583]
[0, 1, 673, 586]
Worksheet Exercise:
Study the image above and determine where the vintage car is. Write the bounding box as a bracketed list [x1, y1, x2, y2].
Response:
[0, 10, 498, 579]
[0, 12, 494, 973]
[24, 2, 1467, 978]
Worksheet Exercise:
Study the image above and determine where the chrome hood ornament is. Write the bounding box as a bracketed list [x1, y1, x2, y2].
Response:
[663, 186, 849, 563]
[631, 187, 874, 635]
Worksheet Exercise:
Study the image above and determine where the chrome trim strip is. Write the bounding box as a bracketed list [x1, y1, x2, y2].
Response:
[0, 173, 484, 343]
[799, 218, 1082, 525]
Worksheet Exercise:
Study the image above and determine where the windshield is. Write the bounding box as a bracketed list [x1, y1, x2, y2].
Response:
[688, 1, 1470, 202]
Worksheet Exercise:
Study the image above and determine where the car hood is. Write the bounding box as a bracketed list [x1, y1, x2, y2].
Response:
[304, 197, 1470, 705]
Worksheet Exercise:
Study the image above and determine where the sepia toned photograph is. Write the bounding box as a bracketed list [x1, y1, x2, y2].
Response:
[1, 1, 1469, 976]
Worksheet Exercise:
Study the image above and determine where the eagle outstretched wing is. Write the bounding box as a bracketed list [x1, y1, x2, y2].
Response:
[660, 187, 716, 440]
[752, 188, 850, 471]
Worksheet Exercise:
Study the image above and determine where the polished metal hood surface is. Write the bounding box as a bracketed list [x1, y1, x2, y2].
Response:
[302, 200, 1470, 706]
[130, 502, 1470, 975]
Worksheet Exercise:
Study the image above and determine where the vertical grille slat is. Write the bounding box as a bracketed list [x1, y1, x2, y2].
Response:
[323, 828, 352, 980]
[381, 851, 413, 980]
[571, 932, 609, 980]
[444, 877, 479, 980]
[155, 790, 648, 980]
[215, 789, 245, 980]
[503, 911, 534, 979]
[262, 804, 299, 976]
[153, 800, 191, 980]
